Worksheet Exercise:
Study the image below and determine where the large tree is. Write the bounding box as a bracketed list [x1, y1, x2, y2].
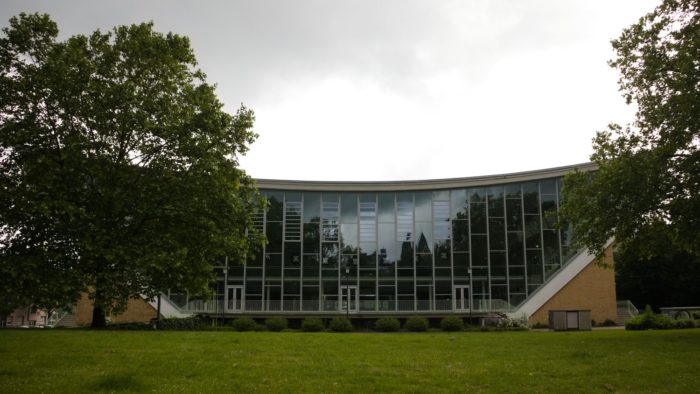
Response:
[614, 223, 700, 310]
[560, 0, 699, 259]
[0, 13, 264, 327]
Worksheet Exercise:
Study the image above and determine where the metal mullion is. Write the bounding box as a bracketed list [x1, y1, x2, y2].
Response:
[431, 197, 435, 312]
[300, 193, 304, 311]
[556, 178, 564, 268]
[467, 191, 473, 312]
[318, 194, 322, 312]
[449, 191, 455, 312]
[538, 183, 546, 283]
[374, 194, 379, 312]
[503, 193, 510, 311]
[281, 193, 286, 312]
[521, 185, 528, 295]
[262, 193, 267, 311]
[412, 193, 416, 312]
[394, 193, 398, 312]
[485, 193, 491, 311]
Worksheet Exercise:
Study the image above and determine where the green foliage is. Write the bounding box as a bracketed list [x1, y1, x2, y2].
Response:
[559, 1, 700, 260]
[329, 317, 353, 332]
[625, 305, 677, 330]
[615, 225, 700, 310]
[157, 316, 209, 330]
[264, 317, 288, 332]
[0, 13, 263, 327]
[403, 317, 429, 332]
[440, 316, 464, 332]
[694, 312, 700, 320]
[231, 317, 258, 332]
[301, 317, 324, 332]
[374, 317, 401, 332]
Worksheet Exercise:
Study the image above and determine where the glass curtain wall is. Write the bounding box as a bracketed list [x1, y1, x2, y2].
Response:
[223, 177, 569, 313]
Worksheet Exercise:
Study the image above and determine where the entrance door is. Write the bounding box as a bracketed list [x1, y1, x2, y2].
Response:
[340, 286, 358, 313]
[454, 285, 470, 311]
[226, 286, 244, 312]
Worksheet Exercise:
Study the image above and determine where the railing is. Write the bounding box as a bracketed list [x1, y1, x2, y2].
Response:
[616, 300, 639, 317]
[47, 308, 71, 326]
[179, 297, 515, 314]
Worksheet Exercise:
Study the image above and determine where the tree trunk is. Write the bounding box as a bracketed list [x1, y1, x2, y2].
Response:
[90, 287, 107, 328]
[91, 304, 106, 328]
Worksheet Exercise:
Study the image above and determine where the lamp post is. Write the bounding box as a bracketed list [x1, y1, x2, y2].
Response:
[345, 265, 350, 319]
[467, 268, 472, 324]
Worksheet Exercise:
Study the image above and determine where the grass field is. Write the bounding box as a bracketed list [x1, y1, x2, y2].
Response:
[1, 329, 699, 393]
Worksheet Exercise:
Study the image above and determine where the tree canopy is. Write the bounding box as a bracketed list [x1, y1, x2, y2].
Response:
[0, 13, 264, 326]
[560, 0, 699, 259]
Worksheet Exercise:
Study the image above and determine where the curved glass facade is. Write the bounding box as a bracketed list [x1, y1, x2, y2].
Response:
[168, 170, 584, 316]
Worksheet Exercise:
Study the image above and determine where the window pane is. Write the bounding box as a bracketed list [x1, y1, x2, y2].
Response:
[378, 193, 395, 223]
[470, 203, 487, 234]
[303, 223, 320, 253]
[451, 189, 468, 220]
[341, 194, 358, 223]
[303, 192, 320, 222]
[415, 192, 432, 222]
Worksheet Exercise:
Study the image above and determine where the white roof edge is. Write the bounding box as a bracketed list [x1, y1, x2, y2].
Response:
[254, 162, 596, 191]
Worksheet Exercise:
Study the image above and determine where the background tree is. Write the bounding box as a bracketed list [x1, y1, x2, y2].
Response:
[0, 13, 264, 327]
[560, 0, 699, 260]
[614, 223, 700, 310]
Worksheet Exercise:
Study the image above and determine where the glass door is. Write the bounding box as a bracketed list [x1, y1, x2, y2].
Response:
[340, 286, 358, 313]
[454, 285, 470, 311]
[226, 286, 244, 312]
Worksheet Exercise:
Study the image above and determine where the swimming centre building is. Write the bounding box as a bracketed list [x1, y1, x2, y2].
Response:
[159, 162, 618, 326]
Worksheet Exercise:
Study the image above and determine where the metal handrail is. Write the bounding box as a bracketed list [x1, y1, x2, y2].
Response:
[616, 300, 639, 316]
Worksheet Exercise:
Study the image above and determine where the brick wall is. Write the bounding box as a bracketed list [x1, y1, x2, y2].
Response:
[74, 293, 161, 326]
[528, 245, 617, 326]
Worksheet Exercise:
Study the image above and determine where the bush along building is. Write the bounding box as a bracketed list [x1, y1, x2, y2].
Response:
[57, 163, 617, 327]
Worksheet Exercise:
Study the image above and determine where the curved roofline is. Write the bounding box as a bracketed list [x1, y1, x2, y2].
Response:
[254, 162, 596, 192]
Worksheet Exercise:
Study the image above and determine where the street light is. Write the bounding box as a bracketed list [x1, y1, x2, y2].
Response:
[467, 268, 472, 324]
[345, 264, 350, 319]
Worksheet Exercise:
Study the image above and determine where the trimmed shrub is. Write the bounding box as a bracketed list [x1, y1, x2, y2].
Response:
[301, 317, 325, 332]
[265, 317, 288, 332]
[157, 316, 207, 330]
[329, 317, 353, 332]
[374, 317, 401, 332]
[693, 311, 700, 320]
[674, 318, 696, 329]
[625, 305, 676, 330]
[440, 316, 464, 332]
[404, 317, 429, 332]
[232, 317, 258, 332]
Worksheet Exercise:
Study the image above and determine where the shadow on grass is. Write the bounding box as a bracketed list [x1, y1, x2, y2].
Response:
[92, 373, 147, 392]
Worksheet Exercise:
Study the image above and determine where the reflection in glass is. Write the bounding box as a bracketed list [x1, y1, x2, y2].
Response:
[303, 223, 320, 253]
[378, 193, 395, 223]
[452, 220, 469, 251]
[397, 241, 414, 268]
[470, 203, 487, 234]
[415, 192, 432, 222]
[451, 189, 468, 220]
[415, 222, 433, 253]
[266, 191, 284, 221]
[341, 193, 358, 223]
[523, 182, 539, 214]
[303, 192, 320, 222]
[340, 223, 358, 254]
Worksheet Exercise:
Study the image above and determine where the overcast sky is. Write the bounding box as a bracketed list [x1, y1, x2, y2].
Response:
[1, 0, 659, 181]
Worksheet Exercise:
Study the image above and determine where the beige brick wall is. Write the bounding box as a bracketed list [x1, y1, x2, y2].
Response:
[528, 245, 617, 326]
[74, 293, 161, 326]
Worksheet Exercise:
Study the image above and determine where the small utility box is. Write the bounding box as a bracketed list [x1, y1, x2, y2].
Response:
[548, 310, 592, 331]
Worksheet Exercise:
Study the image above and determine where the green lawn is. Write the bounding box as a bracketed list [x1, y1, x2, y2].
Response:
[1, 329, 699, 393]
